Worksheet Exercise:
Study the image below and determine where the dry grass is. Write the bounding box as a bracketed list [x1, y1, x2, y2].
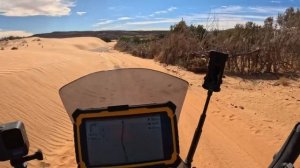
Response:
[115, 7, 300, 76]
[115, 22, 207, 72]
[273, 77, 290, 86]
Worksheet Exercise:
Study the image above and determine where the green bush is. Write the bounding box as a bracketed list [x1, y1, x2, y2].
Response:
[100, 37, 112, 42]
[0, 36, 22, 41]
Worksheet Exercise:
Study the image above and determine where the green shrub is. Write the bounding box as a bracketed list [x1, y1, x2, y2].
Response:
[101, 37, 112, 42]
[0, 36, 22, 41]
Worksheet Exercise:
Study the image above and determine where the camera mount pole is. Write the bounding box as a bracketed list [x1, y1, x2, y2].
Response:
[184, 51, 228, 168]
[184, 89, 213, 168]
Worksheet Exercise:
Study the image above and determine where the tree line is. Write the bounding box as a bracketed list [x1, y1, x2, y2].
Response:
[115, 7, 300, 75]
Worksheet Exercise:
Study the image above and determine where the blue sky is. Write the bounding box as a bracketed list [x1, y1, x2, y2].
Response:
[0, 0, 299, 37]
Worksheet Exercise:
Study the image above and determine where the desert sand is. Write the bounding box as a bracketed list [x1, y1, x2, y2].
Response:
[0, 37, 299, 168]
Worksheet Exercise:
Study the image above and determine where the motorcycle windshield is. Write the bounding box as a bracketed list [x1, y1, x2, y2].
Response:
[59, 68, 189, 123]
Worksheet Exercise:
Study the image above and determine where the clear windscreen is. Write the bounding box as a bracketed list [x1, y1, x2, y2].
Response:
[59, 68, 189, 123]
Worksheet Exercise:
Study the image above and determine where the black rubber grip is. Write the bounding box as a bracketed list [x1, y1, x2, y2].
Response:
[268, 122, 300, 168]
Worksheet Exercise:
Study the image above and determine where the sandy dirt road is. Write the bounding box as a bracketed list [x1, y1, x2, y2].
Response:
[0, 37, 299, 168]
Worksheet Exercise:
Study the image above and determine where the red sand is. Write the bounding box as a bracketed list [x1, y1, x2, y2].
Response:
[0, 37, 299, 167]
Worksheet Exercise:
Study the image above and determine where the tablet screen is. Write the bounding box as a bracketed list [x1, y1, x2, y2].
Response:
[84, 113, 166, 166]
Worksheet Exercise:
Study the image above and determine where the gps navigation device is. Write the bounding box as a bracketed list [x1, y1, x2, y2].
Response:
[72, 102, 180, 168]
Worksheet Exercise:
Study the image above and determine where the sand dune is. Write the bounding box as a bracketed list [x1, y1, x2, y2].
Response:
[0, 37, 299, 168]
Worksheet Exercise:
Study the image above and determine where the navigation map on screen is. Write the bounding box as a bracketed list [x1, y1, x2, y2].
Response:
[85, 114, 165, 166]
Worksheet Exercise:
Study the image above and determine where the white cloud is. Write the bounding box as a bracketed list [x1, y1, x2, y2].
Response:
[270, 0, 281, 3]
[93, 5, 288, 30]
[76, 11, 86, 16]
[126, 18, 180, 25]
[168, 7, 177, 12]
[247, 6, 286, 14]
[0, 30, 33, 38]
[0, 0, 75, 17]
[93, 17, 133, 27]
[93, 20, 115, 27]
[154, 11, 168, 15]
[218, 14, 267, 20]
[213, 5, 286, 14]
[125, 10, 268, 30]
[149, 6, 178, 17]
[214, 5, 243, 13]
[117, 17, 132, 20]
